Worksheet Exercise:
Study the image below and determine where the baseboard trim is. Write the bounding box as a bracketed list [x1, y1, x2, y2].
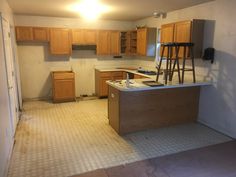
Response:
[198, 119, 235, 139]
[3, 138, 14, 177]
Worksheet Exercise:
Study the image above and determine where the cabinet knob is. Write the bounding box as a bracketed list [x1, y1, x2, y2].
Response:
[111, 93, 115, 98]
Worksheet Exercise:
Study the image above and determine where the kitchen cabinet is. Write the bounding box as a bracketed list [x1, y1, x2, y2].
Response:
[137, 27, 157, 57]
[52, 71, 75, 103]
[160, 23, 175, 56]
[15, 26, 33, 41]
[97, 30, 110, 55]
[160, 20, 205, 58]
[95, 69, 149, 97]
[121, 30, 137, 55]
[33, 27, 49, 41]
[72, 29, 97, 44]
[110, 31, 120, 55]
[95, 70, 124, 97]
[16, 26, 49, 42]
[49, 28, 72, 55]
[129, 31, 137, 55]
[97, 30, 120, 55]
[174, 21, 192, 57]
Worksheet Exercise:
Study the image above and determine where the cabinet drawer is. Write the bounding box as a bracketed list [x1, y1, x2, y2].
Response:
[53, 72, 74, 80]
[100, 71, 112, 77]
[111, 71, 123, 77]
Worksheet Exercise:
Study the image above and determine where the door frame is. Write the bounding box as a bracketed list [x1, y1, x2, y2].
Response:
[10, 25, 23, 110]
[1, 16, 19, 135]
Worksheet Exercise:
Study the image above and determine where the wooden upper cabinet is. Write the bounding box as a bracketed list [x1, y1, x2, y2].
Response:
[120, 31, 137, 55]
[160, 23, 175, 56]
[161, 23, 175, 43]
[16, 26, 49, 42]
[33, 27, 49, 41]
[15, 26, 33, 41]
[110, 31, 120, 55]
[160, 20, 205, 58]
[84, 29, 97, 44]
[174, 21, 192, 57]
[49, 28, 72, 55]
[137, 28, 147, 56]
[97, 30, 110, 55]
[137, 28, 156, 57]
[72, 29, 84, 44]
[97, 30, 121, 55]
[72, 29, 97, 44]
[174, 21, 192, 43]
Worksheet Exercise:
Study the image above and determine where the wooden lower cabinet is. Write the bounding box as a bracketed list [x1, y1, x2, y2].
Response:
[52, 71, 75, 103]
[100, 76, 111, 97]
[95, 70, 124, 97]
[108, 85, 200, 135]
[95, 69, 149, 97]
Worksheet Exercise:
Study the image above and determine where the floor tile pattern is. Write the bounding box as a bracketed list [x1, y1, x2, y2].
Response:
[8, 99, 232, 177]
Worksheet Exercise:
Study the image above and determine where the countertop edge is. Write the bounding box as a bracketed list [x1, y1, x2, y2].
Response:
[107, 81, 212, 92]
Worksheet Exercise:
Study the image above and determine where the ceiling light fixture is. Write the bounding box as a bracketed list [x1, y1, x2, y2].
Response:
[153, 11, 167, 19]
[68, 0, 111, 20]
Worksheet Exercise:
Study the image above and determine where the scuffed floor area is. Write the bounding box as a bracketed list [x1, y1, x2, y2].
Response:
[8, 99, 232, 177]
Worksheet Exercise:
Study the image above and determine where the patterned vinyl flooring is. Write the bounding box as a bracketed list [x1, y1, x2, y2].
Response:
[7, 99, 232, 177]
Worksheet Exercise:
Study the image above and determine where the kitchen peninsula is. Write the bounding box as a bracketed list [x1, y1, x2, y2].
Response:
[107, 75, 211, 135]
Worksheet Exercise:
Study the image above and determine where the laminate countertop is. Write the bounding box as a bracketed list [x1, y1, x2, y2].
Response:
[95, 67, 212, 91]
[107, 79, 211, 92]
[95, 67, 153, 78]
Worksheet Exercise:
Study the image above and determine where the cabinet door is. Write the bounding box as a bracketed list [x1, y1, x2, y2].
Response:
[72, 29, 97, 44]
[50, 28, 72, 55]
[33, 27, 49, 41]
[100, 77, 110, 97]
[53, 79, 75, 102]
[97, 30, 110, 55]
[174, 21, 192, 57]
[72, 29, 84, 44]
[137, 28, 147, 56]
[160, 23, 175, 57]
[84, 29, 97, 44]
[15, 26, 33, 41]
[110, 31, 120, 55]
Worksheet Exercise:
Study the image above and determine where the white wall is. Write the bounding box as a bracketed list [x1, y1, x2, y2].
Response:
[0, 0, 14, 25]
[135, 0, 236, 138]
[14, 15, 134, 30]
[0, 1, 15, 177]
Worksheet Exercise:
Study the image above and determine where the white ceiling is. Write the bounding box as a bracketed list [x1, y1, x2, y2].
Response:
[7, 0, 214, 21]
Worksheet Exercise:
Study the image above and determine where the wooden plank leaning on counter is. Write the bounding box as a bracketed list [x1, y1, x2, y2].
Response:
[107, 80, 210, 135]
